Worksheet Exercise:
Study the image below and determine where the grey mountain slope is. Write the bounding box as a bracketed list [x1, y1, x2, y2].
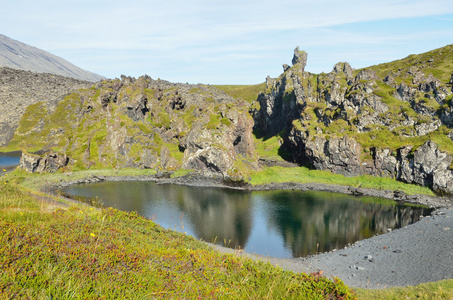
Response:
[0, 34, 104, 82]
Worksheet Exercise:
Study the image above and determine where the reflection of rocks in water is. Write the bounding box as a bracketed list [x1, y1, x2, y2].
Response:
[63, 182, 433, 258]
[262, 191, 431, 257]
[165, 186, 253, 249]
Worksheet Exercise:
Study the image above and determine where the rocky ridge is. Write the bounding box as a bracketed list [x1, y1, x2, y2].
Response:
[10, 75, 256, 180]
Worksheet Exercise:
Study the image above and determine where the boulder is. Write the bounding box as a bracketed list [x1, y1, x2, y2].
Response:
[125, 94, 149, 121]
[20, 151, 68, 173]
[373, 148, 397, 177]
[305, 136, 363, 176]
[412, 140, 452, 189]
[393, 82, 417, 102]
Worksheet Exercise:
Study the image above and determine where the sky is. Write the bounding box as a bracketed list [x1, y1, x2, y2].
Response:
[1, 0, 453, 84]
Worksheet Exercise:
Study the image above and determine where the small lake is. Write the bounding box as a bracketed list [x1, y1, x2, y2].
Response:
[60, 181, 432, 258]
[0, 151, 21, 170]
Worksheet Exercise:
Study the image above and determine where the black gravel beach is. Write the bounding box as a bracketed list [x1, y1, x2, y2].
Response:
[213, 205, 453, 289]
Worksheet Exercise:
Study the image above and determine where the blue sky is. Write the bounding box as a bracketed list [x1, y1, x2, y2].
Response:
[1, 0, 453, 84]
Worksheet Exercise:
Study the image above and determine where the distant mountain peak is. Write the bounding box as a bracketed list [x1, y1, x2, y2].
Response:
[0, 34, 104, 82]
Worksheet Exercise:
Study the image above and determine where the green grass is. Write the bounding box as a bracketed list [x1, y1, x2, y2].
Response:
[213, 83, 266, 103]
[250, 166, 435, 196]
[356, 279, 453, 299]
[0, 179, 356, 299]
[368, 44, 453, 84]
[9, 168, 157, 191]
[253, 134, 286, 161]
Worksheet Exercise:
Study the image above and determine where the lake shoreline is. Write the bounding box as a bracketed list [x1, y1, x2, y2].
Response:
[54, 172, 452, 209]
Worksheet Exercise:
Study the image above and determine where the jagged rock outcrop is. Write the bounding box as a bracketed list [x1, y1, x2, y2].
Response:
[6, 43, 453, 194]
[20, 151, 68, 173]
[252, 47, 315, 136]
[333, 62, 353, 79]
[10, 75, 256, 179]
[292, 46, 308, 72]
[252, 44, 453, 194]
[303, 136, 453, 194]
[182, 107, 254, 176]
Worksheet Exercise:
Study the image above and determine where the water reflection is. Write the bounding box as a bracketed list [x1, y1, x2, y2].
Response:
[61, 181, 432, 258]
[261, 190, 425, 256]
[170, 186, 253, 249]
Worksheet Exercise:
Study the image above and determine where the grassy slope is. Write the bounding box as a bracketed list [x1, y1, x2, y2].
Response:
[0, 177, 355, 299]
[367, 44, 453, 84]
[250, 166, 435, 196]
[213, 83, 266, 104]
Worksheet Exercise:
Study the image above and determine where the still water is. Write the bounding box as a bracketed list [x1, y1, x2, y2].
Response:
[0, 152, 21, 169]
[61, 181, 432, 258]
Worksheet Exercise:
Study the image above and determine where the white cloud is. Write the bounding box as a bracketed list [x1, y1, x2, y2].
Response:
[1, 0, 453, 83]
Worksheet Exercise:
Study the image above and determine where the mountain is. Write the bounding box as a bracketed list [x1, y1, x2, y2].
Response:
[0, 34, 104, 82]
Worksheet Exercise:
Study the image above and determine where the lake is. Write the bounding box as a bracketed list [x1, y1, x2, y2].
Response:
[0, 151, 21, 170]
[60, 181, 432, 258]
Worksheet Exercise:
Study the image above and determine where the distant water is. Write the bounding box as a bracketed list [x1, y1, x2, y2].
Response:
[0, 152, 21, 169]
[61, 181, 433, 258]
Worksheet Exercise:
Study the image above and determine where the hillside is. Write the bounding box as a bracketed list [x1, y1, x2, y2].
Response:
[4, 44, 453, 194]
[0, 67, 93, 147]
[0, 34, 104, 82]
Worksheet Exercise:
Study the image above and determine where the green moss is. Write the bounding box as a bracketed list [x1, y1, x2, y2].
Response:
[153, 133, 163, 147]
[137, 122, 153, 135]
[164, 141, 185, 164]
[356, 279, 453, 300]
[148, 109, 171, 129]
[368, 44, 453, 84]
[143, 88, 155, 99]
[283, 87, 295, 102]
[253, 134, 286, 161]
[189, 87, 202, 94]
[221, 117, 232, 126]
[206, 114, 221, 130]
